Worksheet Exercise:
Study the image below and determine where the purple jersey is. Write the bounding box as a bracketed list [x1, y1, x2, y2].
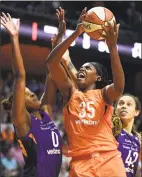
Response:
[117, 129, 140, 177]
[17, 111, 62, 177]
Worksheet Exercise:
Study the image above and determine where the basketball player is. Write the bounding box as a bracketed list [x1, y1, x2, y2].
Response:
[113, 94, 141, 177]
[58, 13, 142, 176]
[46, 7, 126, 177]
[1, 12, 62, 177]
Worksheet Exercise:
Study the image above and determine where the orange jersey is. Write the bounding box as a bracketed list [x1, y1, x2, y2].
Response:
[63, 89, 118, 157]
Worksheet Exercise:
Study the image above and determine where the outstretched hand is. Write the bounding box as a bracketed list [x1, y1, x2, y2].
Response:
[51, 7, 66, 49]
[0, 12, 20, 37]
[56, 7, 66, 37]
[101, 21, 120, 49]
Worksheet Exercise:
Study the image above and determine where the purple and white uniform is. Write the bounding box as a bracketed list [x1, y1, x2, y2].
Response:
[117, 129, 140, 177]
[17, 111, 62, 177]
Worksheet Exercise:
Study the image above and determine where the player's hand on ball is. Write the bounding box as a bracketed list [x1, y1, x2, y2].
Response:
[102, 20, 120, 49]
[75, 7, 87, 36]
[0, 12, 20, 37]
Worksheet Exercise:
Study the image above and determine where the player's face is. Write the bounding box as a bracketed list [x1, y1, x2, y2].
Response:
[77, 63, 99, 90]
[25, 88, 40, 110]
[116, 96, 140, 123]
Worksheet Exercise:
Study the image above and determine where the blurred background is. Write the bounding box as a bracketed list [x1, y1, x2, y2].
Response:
[0, 1, 142, 177]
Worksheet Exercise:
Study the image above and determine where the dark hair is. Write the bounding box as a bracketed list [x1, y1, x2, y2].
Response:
[1, 94, 13, 111]
[90, 62, 109, 89]
[112, 94, 141, 139]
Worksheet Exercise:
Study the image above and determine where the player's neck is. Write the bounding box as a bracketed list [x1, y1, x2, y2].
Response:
[32, 111, 42, 120]
[122, 119, 134, 135]
[82, 84, 96, 92]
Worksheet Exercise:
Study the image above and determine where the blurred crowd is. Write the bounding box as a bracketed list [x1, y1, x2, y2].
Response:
[1, 1, 142, 33]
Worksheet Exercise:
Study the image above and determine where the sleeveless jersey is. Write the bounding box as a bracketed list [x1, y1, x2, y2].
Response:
[117, 129, 140, 177]
[63, 89, 118, 157]
[17, 111, 62, 177]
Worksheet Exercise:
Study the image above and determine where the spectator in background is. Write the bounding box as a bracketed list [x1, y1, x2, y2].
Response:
[91, 1, 105, 7]
[9, 143, 25, 168]
[5, 72, 13, 88]
[126, 2, 142, 29]
[34, 1, 48, 14]
[1, 126, 14, 144]
[26, 1, 36, 13]
[1, 149, 20, 177]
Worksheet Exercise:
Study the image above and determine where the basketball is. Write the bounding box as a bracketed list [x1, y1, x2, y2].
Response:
[82, 7, 115, 40]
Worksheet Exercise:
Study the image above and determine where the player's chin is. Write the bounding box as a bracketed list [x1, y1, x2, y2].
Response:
[31, 101, 40, 110]
[35, 102, 41, 109]
[120, 116, 131, 122]
[77, 80, 86, 90]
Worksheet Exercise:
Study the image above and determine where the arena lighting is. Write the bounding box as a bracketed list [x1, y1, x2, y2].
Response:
[44, 25, 142, 59]
[44, 25, 57, 35]
[65, 29, 76, 46]
[32, 22, 38, 41]
[98, 41, 109, 53]
[98, 41, 119, 54]
[1, 23, 141, 59]
[82, 33, 90, 49]
[44, 25, 76, 46]
[132, 43, 142, 59]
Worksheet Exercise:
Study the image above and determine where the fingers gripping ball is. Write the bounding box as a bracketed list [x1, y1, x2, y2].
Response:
[83, 7, 115, 40]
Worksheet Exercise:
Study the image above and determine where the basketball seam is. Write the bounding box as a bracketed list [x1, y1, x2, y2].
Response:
[87, 29, 103, 33]
[83, 20, 96, 25]
[103, 16, 113, 22]
[104, 10, 114, 22]
[107, 15, 114, 22]
[83, 20, 103, 26]
[104, 7, 106, 22]
[92, 11, 104, 24]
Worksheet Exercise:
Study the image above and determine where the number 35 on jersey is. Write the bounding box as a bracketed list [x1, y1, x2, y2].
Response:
[79, 101, 95, 119]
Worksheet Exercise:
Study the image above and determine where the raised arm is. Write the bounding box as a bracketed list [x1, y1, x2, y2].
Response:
[61, 49, 78, 86]
[46, 8, 87, 100]
[40, 72, 57, 118]
[40, 8, 73, 112]
[1, 13, 30, 137]
[51, 32, 78, 86]
[51, 8, 77, 84]
[102, 22, 125, 104]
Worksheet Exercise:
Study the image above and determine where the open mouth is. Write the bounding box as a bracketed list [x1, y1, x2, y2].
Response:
[77, 71, 86, 79]
[120, 110, 127, 115]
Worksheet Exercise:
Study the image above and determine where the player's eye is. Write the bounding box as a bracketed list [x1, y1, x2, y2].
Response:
[127, 103, 132, 107]
[119, 101, 124, 106]
[86, 66, 91, 70]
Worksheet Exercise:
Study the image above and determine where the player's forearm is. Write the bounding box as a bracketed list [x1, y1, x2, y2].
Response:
[46, 31, 79, 65]
[52, 34, 63, 49]
[11, 36, 25, 78]
[40, 74, 57, 108]
[61, 60, 78, 84]
[109, 46, 124, 93]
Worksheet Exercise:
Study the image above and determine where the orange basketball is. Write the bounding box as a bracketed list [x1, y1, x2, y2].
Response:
[83, 7, 115, 40]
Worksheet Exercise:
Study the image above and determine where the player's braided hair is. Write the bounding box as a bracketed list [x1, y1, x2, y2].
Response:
[112, 94, 141, 141]
[90, 62, 109, 89]
[1, 93, 13, 111]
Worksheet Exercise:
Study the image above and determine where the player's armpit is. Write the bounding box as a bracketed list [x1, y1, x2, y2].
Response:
[102, 83, 123, 105]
